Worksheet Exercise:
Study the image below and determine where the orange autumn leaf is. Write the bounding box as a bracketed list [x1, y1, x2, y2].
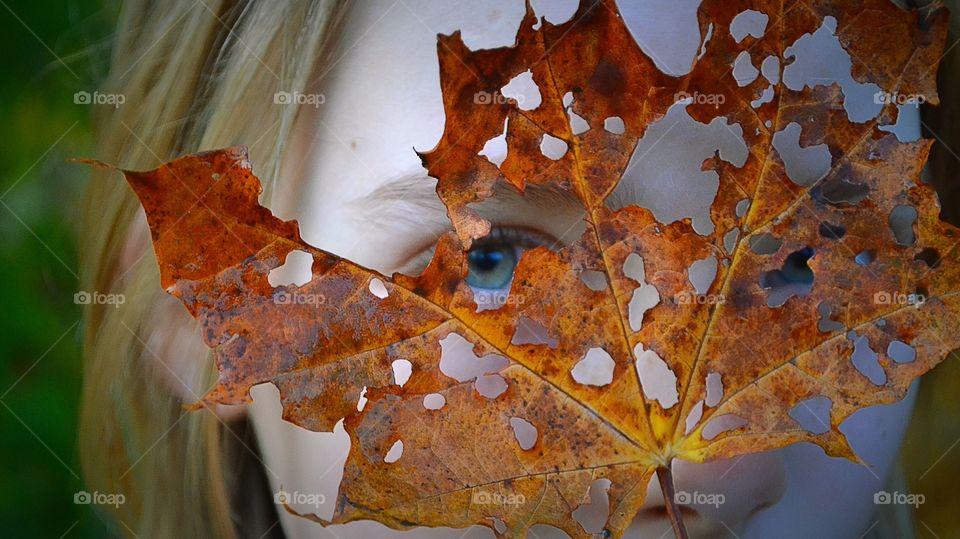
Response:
[109, 0, 956, 537]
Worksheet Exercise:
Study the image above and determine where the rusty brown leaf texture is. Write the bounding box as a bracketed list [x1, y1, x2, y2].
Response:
[114, 0, 955, 536]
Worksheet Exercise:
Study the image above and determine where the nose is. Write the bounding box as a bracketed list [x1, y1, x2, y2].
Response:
[630, 451, 787, 537]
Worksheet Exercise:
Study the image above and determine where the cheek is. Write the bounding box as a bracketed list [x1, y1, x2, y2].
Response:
[743, 381, 918, 537]
[248, 384, 351, 537]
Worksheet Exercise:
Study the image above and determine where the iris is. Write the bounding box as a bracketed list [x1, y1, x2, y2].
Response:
[466, 243, 518, 290]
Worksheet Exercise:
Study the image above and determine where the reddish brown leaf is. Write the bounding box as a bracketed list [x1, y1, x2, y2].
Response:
[111, 1, 956, 537]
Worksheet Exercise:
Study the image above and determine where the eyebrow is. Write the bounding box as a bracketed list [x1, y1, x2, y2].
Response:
[352, 170, 585, 226]
[349, 171, 450, 235]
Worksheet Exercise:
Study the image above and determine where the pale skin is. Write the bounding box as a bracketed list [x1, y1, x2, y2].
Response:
[169, 1, 923, 537]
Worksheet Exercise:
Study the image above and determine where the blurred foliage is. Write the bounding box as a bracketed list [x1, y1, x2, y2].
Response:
[903, 354, 960, 538]
[0, 0, 117, 537]
[907, 9, 960, 537]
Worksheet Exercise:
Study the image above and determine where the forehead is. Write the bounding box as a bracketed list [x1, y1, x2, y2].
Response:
[281, 1, 702, 250]
[281, 0, 917, 269]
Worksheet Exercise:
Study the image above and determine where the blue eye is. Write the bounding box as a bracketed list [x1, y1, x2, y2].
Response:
[466, 244, 518, 290]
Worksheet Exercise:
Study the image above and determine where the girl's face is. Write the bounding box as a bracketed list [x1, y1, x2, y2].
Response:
[249, 1, 920, 537]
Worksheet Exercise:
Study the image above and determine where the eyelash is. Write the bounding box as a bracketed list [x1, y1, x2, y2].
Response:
[478, 226, 553, 251]
[397, 226, 554, 276]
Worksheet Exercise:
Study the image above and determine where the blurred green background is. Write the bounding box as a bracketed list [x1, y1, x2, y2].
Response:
[0, 0, 117, 536]
[0, 1, 958, 538]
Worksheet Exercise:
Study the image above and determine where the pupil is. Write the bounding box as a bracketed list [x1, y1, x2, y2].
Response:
[465, 242, 518, 291]
[469, 248, 504, 272]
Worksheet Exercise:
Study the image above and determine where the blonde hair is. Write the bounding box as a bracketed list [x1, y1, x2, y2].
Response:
[78, 1, 958, 538]
[78, 1, 346, 536]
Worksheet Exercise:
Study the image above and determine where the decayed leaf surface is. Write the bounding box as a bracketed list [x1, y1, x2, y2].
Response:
[116, 0, 956, 536]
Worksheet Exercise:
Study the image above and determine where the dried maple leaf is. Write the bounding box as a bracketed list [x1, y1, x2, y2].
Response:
[106, 0, 957, 537]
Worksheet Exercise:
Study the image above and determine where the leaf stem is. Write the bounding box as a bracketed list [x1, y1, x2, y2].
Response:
[656, 463, 689, 539]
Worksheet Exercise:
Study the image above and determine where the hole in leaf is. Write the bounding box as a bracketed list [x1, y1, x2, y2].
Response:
[788, 396, 832, 434]
[564, 92, 590, 135]
[571, 347, 616, 387]
[611, 102, 749, 236]
[439, 333, 509, 382]
[879, 103, 923, 143]
[688, 255, 718, 295]
[624, 254, 660, 331]
[702, 414, 748, 440]
[772, 122, 831, 187]
[629, 286, 660, 332]
[623, 253, 645, 282]
[818, 221, 846, 240]
[817, 301, 844, 333]
[572, 478, 612, 534]
[475, 373, 508, 399]
[699, 23, 715, 61]
[733, 50, 759, 86]
[761, 55, 780, 85]
[855, 249, 876, 266]
[357, 386, 368, 412]
[759, 247, 815, 307]
[888, 205, 918, 246]
[749, 233, 783, 255]
[705, 372, 723, 407]
[369, 277, 389, 299]
[887, 341, 916, 364]
[540, 134, 569, 160]
[478, 117, 509, 168]
[634, 343, 679, 409]
[730, 9, 769, 42]
[617, 0, 703, 76]
[580, 269, 607, 291]
[509, 417, 538, 450]
[500, 69, 541, 111]
[423, 393, 446, 410]
[384, 440, 403, 463]
[751, 85, 775, 108]
[569, 110, 590, 135]
[685, 400, 705, 435]
[811, 176, 870, 206]
[603, 116, 625, 134]
[488, 517, 508, 535]
[849, 331, 886, 385]
[723, 228, 739, 254]
[914, 248, 941, 269]
[782, 16, 882, 122]
[268, 250, 313, 287]
[736, 198, 751, 218]
[511, 316, 559, 348]
[391, 359, 412, 387]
